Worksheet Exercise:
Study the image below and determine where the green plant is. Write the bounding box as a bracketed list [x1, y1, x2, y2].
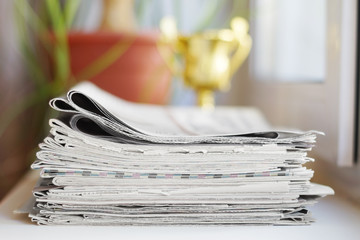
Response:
[0, 0, 83, 199]
[0, 0, 80, 138]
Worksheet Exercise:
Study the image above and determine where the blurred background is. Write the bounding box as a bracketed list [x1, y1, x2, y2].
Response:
[0, 0, 359, 204]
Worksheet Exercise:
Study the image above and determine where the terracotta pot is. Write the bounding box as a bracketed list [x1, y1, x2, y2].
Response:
[67, 32, 172, 104]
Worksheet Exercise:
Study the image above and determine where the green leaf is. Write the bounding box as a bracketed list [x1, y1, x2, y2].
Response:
[14, 0, 48, 86]
[14, 0, 52, 55]
[75, 38, 135, 81]
[64, 0, 81, 29]
[45, 0, 70, 90]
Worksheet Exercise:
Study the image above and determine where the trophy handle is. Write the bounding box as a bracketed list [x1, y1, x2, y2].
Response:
[229, 17, 252, 77]
[158, 17, 183, 77]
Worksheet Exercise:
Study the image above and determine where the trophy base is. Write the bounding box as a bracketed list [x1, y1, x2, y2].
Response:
[197, 89, 215, 109]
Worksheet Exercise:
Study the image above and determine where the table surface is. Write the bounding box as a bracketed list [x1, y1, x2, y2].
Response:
[1, 171, 360, 240]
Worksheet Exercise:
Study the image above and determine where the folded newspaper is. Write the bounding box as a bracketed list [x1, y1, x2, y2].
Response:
[29, 82, 334, 225]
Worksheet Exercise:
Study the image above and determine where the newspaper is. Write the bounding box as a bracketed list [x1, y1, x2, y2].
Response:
[28, 82, 334, 225]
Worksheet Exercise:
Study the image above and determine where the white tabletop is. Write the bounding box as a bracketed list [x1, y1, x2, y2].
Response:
[1, 171, 360, 240]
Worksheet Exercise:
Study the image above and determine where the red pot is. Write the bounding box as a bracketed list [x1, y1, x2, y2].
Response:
[67, 32, 172, 104]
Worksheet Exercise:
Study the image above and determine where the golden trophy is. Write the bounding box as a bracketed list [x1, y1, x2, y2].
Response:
[160, 17, 252, 108]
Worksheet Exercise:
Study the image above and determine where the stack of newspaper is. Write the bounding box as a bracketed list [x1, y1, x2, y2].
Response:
[29, 82, 333, 225]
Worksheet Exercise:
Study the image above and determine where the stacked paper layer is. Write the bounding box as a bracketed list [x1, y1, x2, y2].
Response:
[29, 82, 333, 225]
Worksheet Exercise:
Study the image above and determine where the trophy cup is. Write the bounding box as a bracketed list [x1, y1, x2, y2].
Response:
[160, 17, 252, 108]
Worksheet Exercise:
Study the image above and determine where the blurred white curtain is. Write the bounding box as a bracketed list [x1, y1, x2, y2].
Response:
[251, 0, 326, 82]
